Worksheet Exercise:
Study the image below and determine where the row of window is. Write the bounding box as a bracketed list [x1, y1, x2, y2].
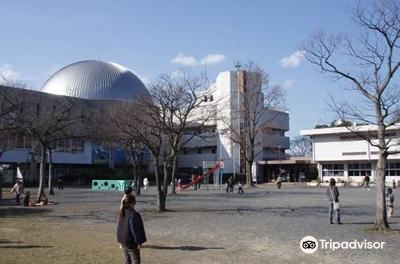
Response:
[322, 163, 400, 177]
[1, 134, 84, 153]
[55, 139, 84, 152]
[182, 147, 216, 155]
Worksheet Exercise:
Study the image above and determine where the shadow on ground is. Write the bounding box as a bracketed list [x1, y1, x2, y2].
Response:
[0, 239, 52, 249]
[0, 245, 52, 249]
[144, 245, 225, 251]
[0, 207, 51, 217]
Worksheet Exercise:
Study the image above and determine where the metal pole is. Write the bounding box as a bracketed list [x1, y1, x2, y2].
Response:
[235, 62, 241, 180]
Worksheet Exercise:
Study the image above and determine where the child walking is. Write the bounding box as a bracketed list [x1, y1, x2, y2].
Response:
[117, 194, 147, 264]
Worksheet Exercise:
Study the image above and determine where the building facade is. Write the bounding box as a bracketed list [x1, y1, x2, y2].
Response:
[176, 70, 289, 181]
[301, 125, 400, 184]
[0, 61, 289, 184]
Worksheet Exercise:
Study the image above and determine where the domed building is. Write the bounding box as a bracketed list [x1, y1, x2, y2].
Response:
[0, 60, 153, 187]
[42, 60, 149, 101]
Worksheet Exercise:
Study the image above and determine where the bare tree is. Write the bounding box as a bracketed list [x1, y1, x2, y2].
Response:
[104, 102, 148, 195]
[302, 0, 400, 231]
[290, 136, 312, 157]
[226, 62, 286, 186]
[116, 72, 214, 211]
[0, 86, 24, 199]
[16, 94, 85, 201]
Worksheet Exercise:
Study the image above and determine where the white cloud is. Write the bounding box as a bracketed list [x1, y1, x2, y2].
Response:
[171, 53, 226, 66]
[279, 50, 305, 68]
[170, 70, 185, 79]
[282, 79, 295, 88]
[171, 53, 197, 66]
[0, 64, 21, 84]
[200, 54, 225, 65]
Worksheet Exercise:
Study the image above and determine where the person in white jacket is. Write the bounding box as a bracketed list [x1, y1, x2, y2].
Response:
[143, 178, 149, 192]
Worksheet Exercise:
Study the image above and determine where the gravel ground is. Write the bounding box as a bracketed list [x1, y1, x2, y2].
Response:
[0, 184, 399, 264]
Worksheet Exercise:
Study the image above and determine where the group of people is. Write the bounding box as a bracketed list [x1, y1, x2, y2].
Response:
[225, 176, 244, 194]
[10, 181, 49, 206]
[327, 177, 396, 225]
[117, 187, 147, 264]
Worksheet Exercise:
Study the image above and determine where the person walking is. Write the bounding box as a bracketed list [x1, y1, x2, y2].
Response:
[363, 174, 370, 190]
[143, 178, 149, 192]
[276, 175, 283, 189]
[327, 178, 342, 224]
[225, 176, 234, 195]
[237, 182, 244, 194]
[393, 180, 396, 190]
[386, 188, 395, 218]
[10, 181, 23, 205]
[117, 194, 147, 264]
[57, 177, 64, 190]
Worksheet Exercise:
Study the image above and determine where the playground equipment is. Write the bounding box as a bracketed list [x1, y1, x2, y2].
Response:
[92, 180, 129, 191]
[177, 161, 221, 190]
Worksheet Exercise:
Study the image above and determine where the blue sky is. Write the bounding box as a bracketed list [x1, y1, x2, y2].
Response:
[0, 0, 364, 137]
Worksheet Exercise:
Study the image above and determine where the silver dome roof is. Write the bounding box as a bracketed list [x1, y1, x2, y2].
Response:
[41, 60, 149, 101]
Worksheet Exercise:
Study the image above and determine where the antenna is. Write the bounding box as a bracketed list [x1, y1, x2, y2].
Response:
[235, 61, 242, 71]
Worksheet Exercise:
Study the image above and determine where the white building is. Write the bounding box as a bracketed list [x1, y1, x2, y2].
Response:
[301, 125, 400, 184]
[0, 61, 289, 184]
[177, 70, 289, 179]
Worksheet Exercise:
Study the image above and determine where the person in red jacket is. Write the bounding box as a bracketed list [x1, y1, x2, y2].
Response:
[117, 194, 147, 264]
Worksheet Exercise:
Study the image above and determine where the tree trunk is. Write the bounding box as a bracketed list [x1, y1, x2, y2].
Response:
[154, 158, 167, 212]
[163, 161, 170, 195]
[136, 172, 142, 196]
[170, 155, 177, 194]
[375, 157, 389, 230]
[158, 189, 167, 212]
[374, 104, 390, 231]
[36, 144, 46, 202]
[48, 150, 54, 195]
[130, 153, 141, 195]
[246, 159, 253, 186]
[29, 159, 37, 187]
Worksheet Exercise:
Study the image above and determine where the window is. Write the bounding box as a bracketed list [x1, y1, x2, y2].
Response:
[342, 152, 366, 156]
[348, 163, 371, 176]
[322, 164, 344, 177]
[55, 138, 84, 152]
[386, 163, 400, 176]
[70, 139, 84, 152]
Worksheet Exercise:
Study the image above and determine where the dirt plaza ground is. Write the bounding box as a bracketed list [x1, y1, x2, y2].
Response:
[0, 184, 399, 264]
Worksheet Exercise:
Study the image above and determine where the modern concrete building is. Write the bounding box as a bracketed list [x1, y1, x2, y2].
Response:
[0, 61, 289, 184]
[301, 125, 400, 184]
[177, 70, 289, 182]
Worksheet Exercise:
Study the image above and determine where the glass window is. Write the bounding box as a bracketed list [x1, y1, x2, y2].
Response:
[386, 163, 400, 176]
[348, 163, 371, 176]
[322, 164, 344, 177]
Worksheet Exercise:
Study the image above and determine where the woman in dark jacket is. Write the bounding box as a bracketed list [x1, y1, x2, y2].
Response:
[117, 194, 147, 264]
[326, 178, 342, 224]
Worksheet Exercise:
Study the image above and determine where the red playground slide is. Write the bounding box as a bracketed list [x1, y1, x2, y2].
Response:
[177, 163, 221, 190]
